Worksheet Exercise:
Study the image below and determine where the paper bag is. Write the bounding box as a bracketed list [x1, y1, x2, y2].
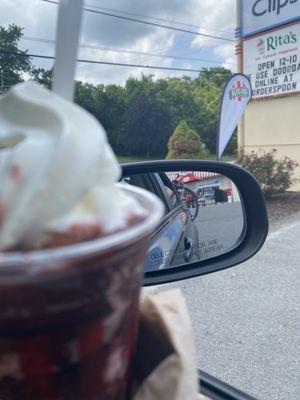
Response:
[133, 289, 209, 400]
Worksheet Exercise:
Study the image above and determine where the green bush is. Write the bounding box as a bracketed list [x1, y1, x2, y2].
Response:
[238, 149, 299, 197]
[166, 120, 209, 160]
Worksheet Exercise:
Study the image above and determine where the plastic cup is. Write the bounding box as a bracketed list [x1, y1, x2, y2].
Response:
[0, 185, 163, 400]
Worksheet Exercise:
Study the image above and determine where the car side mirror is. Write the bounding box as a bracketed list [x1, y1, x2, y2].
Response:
[121, 160, 269, 286]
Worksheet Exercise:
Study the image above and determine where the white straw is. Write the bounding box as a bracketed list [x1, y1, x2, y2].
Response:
[53, 0, 84, 101]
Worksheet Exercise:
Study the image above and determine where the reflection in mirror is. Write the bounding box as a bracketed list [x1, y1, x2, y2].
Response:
[121, 170, 245, 272]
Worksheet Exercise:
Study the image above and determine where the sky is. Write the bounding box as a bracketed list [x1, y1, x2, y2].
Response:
[0, 0, 237, 86]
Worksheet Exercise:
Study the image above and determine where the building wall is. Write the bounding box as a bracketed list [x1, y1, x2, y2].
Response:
[236, 0, 300, 192]
[188, 177, 241, 203]
[240, 94, 300, 191]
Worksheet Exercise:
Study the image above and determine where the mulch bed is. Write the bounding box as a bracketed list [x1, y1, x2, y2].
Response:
[265, 191, 300, 226]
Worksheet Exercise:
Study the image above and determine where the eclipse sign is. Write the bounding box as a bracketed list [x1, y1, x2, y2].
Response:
[241, 0, 300, 37]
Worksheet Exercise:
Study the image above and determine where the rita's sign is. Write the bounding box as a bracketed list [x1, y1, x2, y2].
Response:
[243, 22, 300, 99]
[241, 0, 300, 37]
[229, 81, 251, 101]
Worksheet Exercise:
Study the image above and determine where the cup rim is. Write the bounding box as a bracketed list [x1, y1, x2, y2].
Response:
[0, 184, 164, 270]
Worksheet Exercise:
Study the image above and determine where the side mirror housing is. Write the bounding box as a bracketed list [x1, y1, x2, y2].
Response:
[121, 160, 269, 286]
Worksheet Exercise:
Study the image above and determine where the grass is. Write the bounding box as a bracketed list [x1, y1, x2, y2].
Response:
[117, 154, 237, 164]
[117, 155, 163, 163]
[208, 154, 237, 162]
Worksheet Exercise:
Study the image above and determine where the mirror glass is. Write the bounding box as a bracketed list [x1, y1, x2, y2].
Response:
[121, 170, 245, 272]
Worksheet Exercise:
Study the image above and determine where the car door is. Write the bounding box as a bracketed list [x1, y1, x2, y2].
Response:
[121, 172, 199, 271]
[155, 172, 200, 267]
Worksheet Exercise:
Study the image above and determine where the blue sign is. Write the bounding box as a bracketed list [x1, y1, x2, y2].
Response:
[240, 0, 300, 38]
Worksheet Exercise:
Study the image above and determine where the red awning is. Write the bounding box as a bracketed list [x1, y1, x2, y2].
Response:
[168, 171, 220, 182]
[176, 173, 202, 184]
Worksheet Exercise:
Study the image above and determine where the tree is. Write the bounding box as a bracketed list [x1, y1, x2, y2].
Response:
[197, 67, 232, 88]
[0, 27, 234, 158]
[0, 24, 31, 92]
[98, 84, 127, 153]
[158, 76, 200, 133]
[192, 68, 232, 154]
[120, 92, 173, 157]
[74, 81, 98, 115]
[166, 120, 208, 160]
[193, 78, 222, 153]
[31, 67, 52, 89]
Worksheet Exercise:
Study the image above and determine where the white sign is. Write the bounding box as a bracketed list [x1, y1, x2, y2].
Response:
[243, 22, 300, 99]
[217, 75, 252, 160]
[241, 0, 300, 37]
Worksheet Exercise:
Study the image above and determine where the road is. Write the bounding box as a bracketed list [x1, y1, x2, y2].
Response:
[143, 212, 300, 400]
[192, 202, 244, 261]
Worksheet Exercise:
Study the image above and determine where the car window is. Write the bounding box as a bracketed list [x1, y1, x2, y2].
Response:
[121, 174, 153, 192]
[121, 173, 175, 214]
[155, 173, 181, 210]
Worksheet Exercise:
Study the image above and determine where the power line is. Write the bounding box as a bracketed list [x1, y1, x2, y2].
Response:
[1, 51, 233, 74]
[79, 8, 237, 43]
[0, 51, 204, 73]
[22, 36, 235, 65]
[85, 3, 234, 37]
[40, 0, 235, 43]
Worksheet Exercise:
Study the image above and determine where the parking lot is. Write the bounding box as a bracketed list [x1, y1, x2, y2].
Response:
[144, 212, 300, 400]
[192, 202, 245, 261]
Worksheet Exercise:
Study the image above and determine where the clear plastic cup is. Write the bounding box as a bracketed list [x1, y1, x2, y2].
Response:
[0, 185, 163, 400]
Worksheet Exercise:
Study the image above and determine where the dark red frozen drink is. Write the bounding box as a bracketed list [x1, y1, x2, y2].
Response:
[0, 185, 163, 400]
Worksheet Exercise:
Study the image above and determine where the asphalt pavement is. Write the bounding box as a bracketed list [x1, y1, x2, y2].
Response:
[193, 202, 244, 261]
[143, 212, 300, 400]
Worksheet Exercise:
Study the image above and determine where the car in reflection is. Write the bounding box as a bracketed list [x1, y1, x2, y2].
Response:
[122, 172, 199, 271]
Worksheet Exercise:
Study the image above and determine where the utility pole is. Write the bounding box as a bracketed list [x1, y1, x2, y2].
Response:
[236, 0, 245, 156]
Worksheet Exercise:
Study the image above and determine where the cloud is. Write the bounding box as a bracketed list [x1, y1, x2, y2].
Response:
[0, 0, 237, 85]
[189, 0, 237, 70]
[214, 44, 237, 71]
[0, 0, 58, 38]
[76, 28, 177, 85]
[82, 0, 186, 47]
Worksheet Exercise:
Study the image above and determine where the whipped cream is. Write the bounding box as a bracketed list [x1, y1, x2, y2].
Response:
[0, 81, 144, 250]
